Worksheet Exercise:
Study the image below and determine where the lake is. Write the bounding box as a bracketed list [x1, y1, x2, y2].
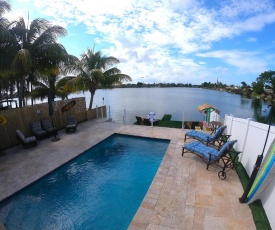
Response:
[70, 88, 272, 124]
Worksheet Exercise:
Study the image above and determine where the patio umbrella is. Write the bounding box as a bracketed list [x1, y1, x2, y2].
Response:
[48, 93, 60, 142]
[61, 100, 76, 113]
[197, 103, 220, 114]
[0, 114, 7, 126]
[197, 104, 220, 126]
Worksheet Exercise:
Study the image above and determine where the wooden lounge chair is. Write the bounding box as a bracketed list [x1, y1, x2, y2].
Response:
[41, 118, 57, 135]
[135, 116, 144, 125]
[182, 140, 240, 179]
[184, 125, 229, 147]
[16, 129, 37, 148]
[143, 118, 151, 126]
[31, 121, 47, 139]
[66, 115, 78, 133]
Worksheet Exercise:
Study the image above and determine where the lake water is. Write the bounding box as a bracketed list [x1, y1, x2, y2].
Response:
[71, 88, 272, 124]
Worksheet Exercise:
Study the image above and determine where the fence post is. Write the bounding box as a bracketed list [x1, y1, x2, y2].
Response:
[239, 118, 251, 161]
[108, 105, 111, 120]
[123, 109, 126, 125]
[96, 105, 98, 118]
[182, 111, 184, 130]
[101, 108, 104, 122]
[229, 114, 234, 136]
[224, 114, 228, 126]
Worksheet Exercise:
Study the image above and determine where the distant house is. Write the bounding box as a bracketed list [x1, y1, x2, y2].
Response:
[264, 88, 273, 94]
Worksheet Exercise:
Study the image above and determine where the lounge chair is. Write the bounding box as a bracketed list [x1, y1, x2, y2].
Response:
[135, 116, 144, 125]
[16, 129, 37, 148]
[184, 125, 229, 147]
[182, 140, 240, 179]
[41, 118, 57, 135]
[66, 115, 77, 133]
[31, 121, 47, 139]
[143, 118, 151, 126]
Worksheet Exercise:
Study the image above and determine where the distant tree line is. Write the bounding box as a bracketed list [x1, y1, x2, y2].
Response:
[120, 71, 275, 102]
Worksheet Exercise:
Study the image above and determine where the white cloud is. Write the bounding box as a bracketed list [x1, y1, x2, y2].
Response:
[247, 37, 257, 42]
[6, 0, 275, 84]
[197, 50, 267, 75]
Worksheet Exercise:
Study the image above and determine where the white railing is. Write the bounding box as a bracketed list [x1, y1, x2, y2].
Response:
[102, 106, 165, 125]
[97, 106, 138, 125]
[224, 114, 275, 229]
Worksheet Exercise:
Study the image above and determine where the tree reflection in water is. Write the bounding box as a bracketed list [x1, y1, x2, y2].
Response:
[251, 99, 275, 125]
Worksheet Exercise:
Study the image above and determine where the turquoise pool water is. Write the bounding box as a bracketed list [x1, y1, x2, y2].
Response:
[0, 134, 169, 229]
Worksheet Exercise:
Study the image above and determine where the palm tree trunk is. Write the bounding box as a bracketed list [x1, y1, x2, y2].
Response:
[31, 83, 34, 105]
[18, 75, 25, 107]
[89, 91, 95, 110]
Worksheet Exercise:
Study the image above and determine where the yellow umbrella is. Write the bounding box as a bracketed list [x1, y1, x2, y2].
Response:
[197, 104, 220, 114]
[197, 104, 220, 127]
[0, 114, 7, 125]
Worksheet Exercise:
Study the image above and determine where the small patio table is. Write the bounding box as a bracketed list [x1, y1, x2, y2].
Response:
[210, 121, 222, 134]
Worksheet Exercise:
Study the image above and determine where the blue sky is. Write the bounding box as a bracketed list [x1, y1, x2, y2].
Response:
[6, 0, 275, 85]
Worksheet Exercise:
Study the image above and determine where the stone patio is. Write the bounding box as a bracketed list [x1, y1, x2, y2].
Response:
[0, 118, 255, 229]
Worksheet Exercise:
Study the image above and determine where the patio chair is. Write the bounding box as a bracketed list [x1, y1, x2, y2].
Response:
[135, 116, 144, 125]
[31, 121, 47, 139]
[143, 118, 151, 126]
[182, 140, 240, 179]
[16, 129, 37, 148]
[184, 125, 229, 147]
[41, 118, 57, 135]
[66, 115, 78, 133]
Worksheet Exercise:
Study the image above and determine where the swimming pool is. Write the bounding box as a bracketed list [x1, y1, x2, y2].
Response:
[0, 134, 169, 229]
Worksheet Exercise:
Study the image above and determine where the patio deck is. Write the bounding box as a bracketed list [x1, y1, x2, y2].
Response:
[0, 119, 255, 229]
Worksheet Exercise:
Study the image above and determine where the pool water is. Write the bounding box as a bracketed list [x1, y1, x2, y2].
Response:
[0, 134, 169, 230]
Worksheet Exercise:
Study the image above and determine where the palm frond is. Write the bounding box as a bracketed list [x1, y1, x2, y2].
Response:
[33, 25, 67, 46]
[30, 86, 49, 100]
[0, 0, 11, 15]
[11, 48, 32, 74]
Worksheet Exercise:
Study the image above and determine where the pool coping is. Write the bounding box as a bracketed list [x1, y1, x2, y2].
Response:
[0, 119, 256, 229]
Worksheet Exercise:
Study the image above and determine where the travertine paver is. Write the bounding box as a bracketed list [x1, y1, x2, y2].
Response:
[0, 119, 256, 229]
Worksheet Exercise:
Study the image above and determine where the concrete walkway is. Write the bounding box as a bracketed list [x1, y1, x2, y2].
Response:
[0, 119, 255, 229]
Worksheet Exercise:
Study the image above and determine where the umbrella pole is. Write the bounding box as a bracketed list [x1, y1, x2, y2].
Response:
[50, 115, 60, 142]
[239, 104, 273, 203]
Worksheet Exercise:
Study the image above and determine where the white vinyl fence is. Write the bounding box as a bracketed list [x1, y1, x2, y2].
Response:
[224, 114, 275, 229]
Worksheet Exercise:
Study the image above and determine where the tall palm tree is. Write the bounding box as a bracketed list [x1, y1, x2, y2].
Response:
[65, 48, 132, 109]
[8, 17, 68, 107]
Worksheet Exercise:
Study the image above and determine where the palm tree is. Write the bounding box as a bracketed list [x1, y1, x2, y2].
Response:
[8, 17, 68, 107]
[30, 66, 76, 101]
[64, 48, 132, 109]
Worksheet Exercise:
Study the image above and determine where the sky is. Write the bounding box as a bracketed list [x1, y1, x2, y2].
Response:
[5, 0, 275, 85]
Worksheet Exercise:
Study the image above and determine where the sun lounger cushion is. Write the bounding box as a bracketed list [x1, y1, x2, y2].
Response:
[185, 125, 227, 145]
[183, 141, 219, 160]
[66, 116, 77, 133]
[184, 140, 236, 161]
[31, 121, 47, 138]
[16, 129, 37, 148]
[41, 119, 56, 134]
